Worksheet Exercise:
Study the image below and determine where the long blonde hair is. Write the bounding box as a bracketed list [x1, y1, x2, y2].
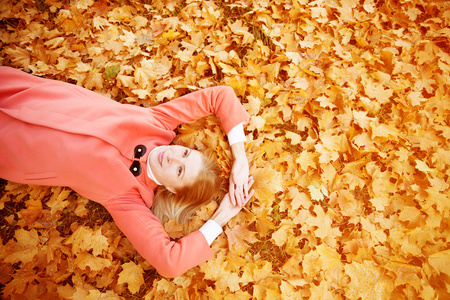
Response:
[151, 150, 223, 231]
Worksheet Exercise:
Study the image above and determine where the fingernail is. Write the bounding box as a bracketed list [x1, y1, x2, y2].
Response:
[234, 184, 237, 188]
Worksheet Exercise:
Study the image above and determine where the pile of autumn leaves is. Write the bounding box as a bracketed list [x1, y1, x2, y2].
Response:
[1, 0, 450, 298]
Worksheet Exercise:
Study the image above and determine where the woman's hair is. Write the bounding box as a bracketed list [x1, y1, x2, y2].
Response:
[151, 149, 223, 233]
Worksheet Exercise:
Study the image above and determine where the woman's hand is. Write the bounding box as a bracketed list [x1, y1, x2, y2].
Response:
[211, 176, 254, 227]
[229, 141, 250, 207]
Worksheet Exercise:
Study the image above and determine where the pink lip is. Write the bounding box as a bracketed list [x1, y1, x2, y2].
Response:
[158, 151, 165, 166]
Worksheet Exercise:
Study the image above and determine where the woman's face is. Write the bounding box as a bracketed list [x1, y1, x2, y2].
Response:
[148, 145, 203, 191]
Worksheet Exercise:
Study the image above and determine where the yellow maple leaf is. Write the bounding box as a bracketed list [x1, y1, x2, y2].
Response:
[370, 122, 400, 140]
[353, 110, 375, 129]
[164, 219, 184, 239]
[251, 165, 284, 206]
[76, 0, 94, 10]
[65, 226, 109, 256]
[218, 62, 239, 75]
[215, 272, 241, 292]
[132, 89, 150, 99]
[74, 252, 112, 272]
[297, 150, 317, 172]
[244, 95, 261, 116]
[118, 262, 145, 294]
[428, 249, 450, 277]
[74, 196, 90, 217]
[255, 208, 275, 237]
[361, 76, 393, 104]
[384, 261, 422, 288]
[261, 63, 280, 82]
[287, 187, 313, 210]
[307, 182, 328, 201]
[228, 77, 248, 97]
[4, 228, 39, 265]
[225, 222, 258, 253]
[4, 46, 31, 68]
[285, 130, 301, 145]
[85, 289, 121, 300]
[271, 224, 293, 247]
[425, 186, 450, 217]
[156, 87, 177, 102]
[302, 244, 340, 277]
[229, 19, 255, 44]
[414, 159, 434, 174]
[241, 260, 273, 286]
[407, 91, 427, 106]
[116, 74, 136, 89]
[131, 15, 148, 30]
[84, 71, 104, 91]
[344, 260, 392, 300]
[46, 187, 71, 214]
[304, 206, 340, 241]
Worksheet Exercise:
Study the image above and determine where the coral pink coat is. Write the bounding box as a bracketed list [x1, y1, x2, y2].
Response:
[0, 66, 249, 277]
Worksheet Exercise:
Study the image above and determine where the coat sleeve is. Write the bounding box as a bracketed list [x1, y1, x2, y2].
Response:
[150, 86, 250, 135]
[103, 192, 213, 278]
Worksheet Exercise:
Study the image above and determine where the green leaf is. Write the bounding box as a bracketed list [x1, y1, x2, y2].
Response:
[102, 65, 120, 81]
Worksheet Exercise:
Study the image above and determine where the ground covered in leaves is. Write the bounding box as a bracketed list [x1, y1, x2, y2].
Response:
[1, 0, 450, 299]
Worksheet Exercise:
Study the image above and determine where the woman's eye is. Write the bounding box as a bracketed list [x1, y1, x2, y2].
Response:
[178, 166, 183, 176]
[183, 150, 188, 157]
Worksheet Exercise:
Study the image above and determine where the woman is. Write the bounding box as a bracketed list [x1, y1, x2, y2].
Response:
[0, 66, 253, 278]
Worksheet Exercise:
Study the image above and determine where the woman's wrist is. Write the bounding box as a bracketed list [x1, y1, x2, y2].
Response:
[230, 141, 247, 161]
[211, 212, 227, 228]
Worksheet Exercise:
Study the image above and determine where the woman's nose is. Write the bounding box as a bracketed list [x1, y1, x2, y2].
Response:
[167, 152, 181, 164]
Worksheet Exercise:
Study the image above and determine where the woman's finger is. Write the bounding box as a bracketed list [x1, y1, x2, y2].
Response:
[243, 182, 249, 198]
[247, 176, 254, 187]
[243, 190, 255, 206]
[230, 176, 253, 207]
[236, 184, 244, 207]
[229, 181, 237, 206]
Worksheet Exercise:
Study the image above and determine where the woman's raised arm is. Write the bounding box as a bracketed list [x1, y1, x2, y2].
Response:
[150, 86, 250, 134]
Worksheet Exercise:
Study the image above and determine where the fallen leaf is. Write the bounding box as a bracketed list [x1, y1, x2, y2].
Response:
[117, 262, 145, 294]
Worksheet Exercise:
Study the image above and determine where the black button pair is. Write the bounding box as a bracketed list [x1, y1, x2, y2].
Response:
[129, 145, 147, 176]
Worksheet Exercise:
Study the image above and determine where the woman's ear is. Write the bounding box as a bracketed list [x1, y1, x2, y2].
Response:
[167, 187, 177, 194]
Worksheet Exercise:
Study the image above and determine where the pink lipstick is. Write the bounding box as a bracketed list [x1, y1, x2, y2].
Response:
[158, 151, 164, 166]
